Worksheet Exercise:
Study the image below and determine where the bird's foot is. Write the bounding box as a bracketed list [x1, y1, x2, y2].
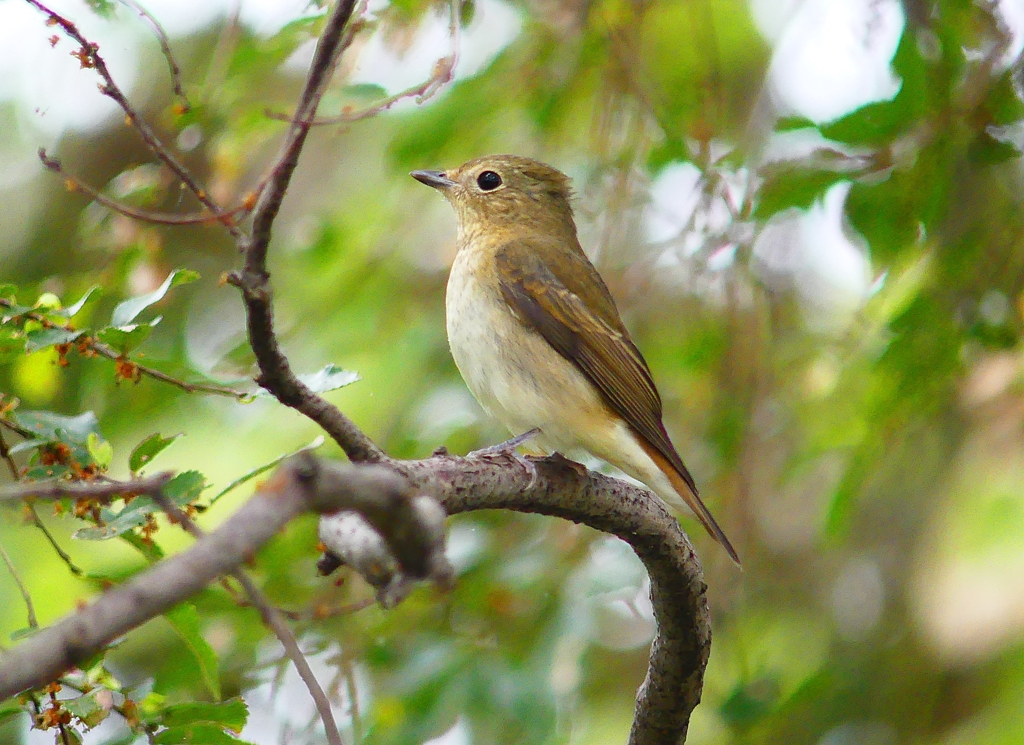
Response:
[467, 427, 541, 457]
[468, 428, 541, 488]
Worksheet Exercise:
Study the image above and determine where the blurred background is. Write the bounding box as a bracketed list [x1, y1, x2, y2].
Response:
[2, 0, 1024, 743]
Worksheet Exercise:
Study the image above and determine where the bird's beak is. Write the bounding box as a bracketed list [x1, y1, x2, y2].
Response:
[410, 170, 457, 190]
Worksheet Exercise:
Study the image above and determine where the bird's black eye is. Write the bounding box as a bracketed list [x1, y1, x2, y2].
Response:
[477, 171, 502, 191]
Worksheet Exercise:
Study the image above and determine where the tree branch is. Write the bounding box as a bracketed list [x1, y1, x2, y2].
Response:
[227, 0, 384, 463]
[117, 0, 190, 110]
[402, 452, 711, 745]
[24, 0, 238, 237]
[39, 150, 244, 227]
[0, 457, 445, 701]
[0, 473, 173, 502]
[242, 0, 358, 272]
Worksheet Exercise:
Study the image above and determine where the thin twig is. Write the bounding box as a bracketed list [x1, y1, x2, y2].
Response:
[230, 0, 384, 463]
[23, 0, 240, 239]
[0, 538, 38, 629]
[0, 416, 34, 441]
[290, 0, 458, 126]
[1, 426, 86, 576]
[152, 488, 344, 745]
[234, 595, 374, 621]
[88, 338, 251, 399]
[26, 503, 84, 577]
[0, 426, 20, 479]
[0, 472, 173, 502]
[39, 150, 244, 226]
[342, 653, 361, 743]
[243, 0, 359, 271]
[117, 0, 190, 110]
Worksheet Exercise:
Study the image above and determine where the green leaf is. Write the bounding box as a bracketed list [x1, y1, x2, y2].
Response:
[163, 470, 207, 504]
[984, 69, 1024, 126]
[54, 287, 101, 319]
[96, 318, 160, 354]
[775, 116, 817, 132]
[7, 438, 48, 455]
[297, 363, 360, 394]
[64, 691, 111, 729]
[968, 132, 1022, 165]
[154, 724, 251, 745]
[254, 363, 358, 397]
[209, 436, 324, 505]
[819, 100, 907, 147]
[130, 433, 182, 473]
[0, 329, 26, 362]
[25, 326, 84, 352]
[87, 432, 113, 469]
[160, 699, 248, 732]
[25, 464, 71, 480]
[74, 503, 155, 540]
[753, 168, 848, 219]
[163, 603, 221, 701]
[820, 31, 927, 146]
[0, 303, 34, 321]
[14, 410, 100, 444]
[84, 0, 116, 18]
[342, 83, 388, 99]
[110, 269, 199, 327]
[35, 292, 61, 311]
[0, 702, 24, 723]
[0, 283, 16, 300]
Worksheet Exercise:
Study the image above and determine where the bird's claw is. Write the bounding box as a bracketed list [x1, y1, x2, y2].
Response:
[468, 428, 540, 489]
[467, 427, 541, 457]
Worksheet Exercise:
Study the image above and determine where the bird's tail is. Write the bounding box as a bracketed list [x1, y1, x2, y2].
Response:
[639, 441, 741, 566]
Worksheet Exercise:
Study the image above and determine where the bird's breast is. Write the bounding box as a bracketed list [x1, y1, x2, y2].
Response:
[445, 246, 613, 452]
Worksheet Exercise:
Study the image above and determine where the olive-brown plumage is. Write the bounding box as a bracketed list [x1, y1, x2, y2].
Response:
[412, 155, 739, 564]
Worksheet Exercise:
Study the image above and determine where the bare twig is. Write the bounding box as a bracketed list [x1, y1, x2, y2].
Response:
[152, 489, 345, 745]
[26, 503, 84, 577]
[23, 0, 239, 238]
[0, 426, 20, 479]
[229, 0, 384, 463]
[235, 596, 375, 621]
[87, 338, 251, 399]
[39, 150, 243, 226]
[0, 457, 438, 700]
[0, 472, 173, 502]
[342, 654, 362, 743]
[243, 0, 358, 270]
[117, 0, 190, 110]
[0, 538, 38, 629]
[1, 426, 86, 575]
[279, 0, 459, 127]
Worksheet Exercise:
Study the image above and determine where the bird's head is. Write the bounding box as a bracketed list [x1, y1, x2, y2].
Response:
[411, 154, 576, 240]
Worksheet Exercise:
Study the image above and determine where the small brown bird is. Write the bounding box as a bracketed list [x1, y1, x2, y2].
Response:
[412, 155, 739, 564]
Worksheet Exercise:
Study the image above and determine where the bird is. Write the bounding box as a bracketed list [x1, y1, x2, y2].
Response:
[411, 154, 739, 564]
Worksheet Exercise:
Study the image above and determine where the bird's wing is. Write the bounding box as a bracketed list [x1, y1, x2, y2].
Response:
[494, 240, 699, 497]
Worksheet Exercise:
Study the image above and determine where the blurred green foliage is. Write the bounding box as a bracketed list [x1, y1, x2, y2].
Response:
[2, 0, 1024, 743]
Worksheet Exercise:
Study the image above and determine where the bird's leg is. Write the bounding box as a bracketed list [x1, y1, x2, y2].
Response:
[468, 427, 541, 456]
[468, 427, 541, 488]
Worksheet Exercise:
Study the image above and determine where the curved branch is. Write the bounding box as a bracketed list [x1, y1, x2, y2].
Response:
[402, 452, 710, 745]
